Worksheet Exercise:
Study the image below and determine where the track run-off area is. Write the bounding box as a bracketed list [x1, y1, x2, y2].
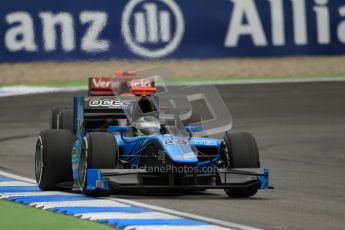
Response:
[0, 82, 344, 230]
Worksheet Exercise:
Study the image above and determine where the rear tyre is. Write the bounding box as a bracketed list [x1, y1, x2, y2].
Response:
[222, 132, 260, 198]
[79, 132, 118, 196]
[57, 109, 74, 133]
[35, 129, 74, 190]
[50, 108, 62, 129]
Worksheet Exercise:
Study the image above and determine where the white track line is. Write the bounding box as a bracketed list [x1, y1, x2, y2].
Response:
[111, 198, 263, 230]
[198, 77, 345, 85]
[77, 212, 180, 220]
[31, 200, 130, 209]
[0, 181, 35, 187]
[0, 86, 85, 98]
[0, 170, 264, 230]
[0, 191, 77, 199]
[0, 171, 36, 183]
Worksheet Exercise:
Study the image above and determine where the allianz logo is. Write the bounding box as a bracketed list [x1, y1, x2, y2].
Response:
[2, 0, 185, 59]
[121, 0, 185, 58]
[132, 3, 173, 44]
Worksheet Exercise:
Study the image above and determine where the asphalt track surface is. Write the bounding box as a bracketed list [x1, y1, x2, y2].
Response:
[0, 82, 344, 230]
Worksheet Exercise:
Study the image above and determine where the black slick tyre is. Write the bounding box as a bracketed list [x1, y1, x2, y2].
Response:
[57, 108, 74, 133]
[222, 132, 260, 198]
[35, 129, 74, 190]
[79, 132, 118, 196]
[50, 107, 62, 129]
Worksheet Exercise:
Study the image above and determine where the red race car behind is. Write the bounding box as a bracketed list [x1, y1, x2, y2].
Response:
[88, 71, 155, 96]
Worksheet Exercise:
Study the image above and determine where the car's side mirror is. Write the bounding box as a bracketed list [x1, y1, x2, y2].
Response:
[185, 126, 203, 133]
[107, 126, 129, 133]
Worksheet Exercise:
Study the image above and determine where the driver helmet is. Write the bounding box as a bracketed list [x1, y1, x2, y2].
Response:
[133, 116, 161, 136]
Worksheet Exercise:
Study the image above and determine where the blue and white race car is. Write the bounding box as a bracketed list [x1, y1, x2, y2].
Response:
[35, 68, 271, 198]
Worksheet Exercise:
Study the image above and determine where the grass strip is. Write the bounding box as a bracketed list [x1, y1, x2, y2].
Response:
[0, 199, 115, 230]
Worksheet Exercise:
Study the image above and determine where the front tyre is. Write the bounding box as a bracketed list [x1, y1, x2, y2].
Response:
[35, 129, 74, 190]
[222, 132, 260, 198]
[78, 132, 118, 196]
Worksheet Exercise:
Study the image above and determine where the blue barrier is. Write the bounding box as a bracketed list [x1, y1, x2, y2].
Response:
[0, 0, 345, 62]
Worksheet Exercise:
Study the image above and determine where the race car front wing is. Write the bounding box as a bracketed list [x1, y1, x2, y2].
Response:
[85, 168, 272, 192]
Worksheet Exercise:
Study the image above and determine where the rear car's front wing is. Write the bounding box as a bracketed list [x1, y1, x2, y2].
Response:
[85, 168, 272, 192]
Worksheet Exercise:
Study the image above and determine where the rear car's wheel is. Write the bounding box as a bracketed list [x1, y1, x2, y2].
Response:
[50, 108, 62, 129]
[222, 132, 260, 198]
[57, 108, 74, 133]
[35, 129, 74, 190]
[79, 132, 118, 196]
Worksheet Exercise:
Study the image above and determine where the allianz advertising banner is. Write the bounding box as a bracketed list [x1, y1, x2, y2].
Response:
[0, 0, 345, 62]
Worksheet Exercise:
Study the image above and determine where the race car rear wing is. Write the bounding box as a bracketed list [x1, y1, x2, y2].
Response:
[84, 96, 137, 119]
[88, 77, 114, 96]
[73, 95, 159, 134]
[88, 76, 155, 96]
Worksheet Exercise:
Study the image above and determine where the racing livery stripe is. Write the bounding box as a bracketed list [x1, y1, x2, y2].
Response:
[0, 172, 260, 230]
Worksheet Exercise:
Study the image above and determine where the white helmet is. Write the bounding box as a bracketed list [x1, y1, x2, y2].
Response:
[133, 116, 161, 136]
